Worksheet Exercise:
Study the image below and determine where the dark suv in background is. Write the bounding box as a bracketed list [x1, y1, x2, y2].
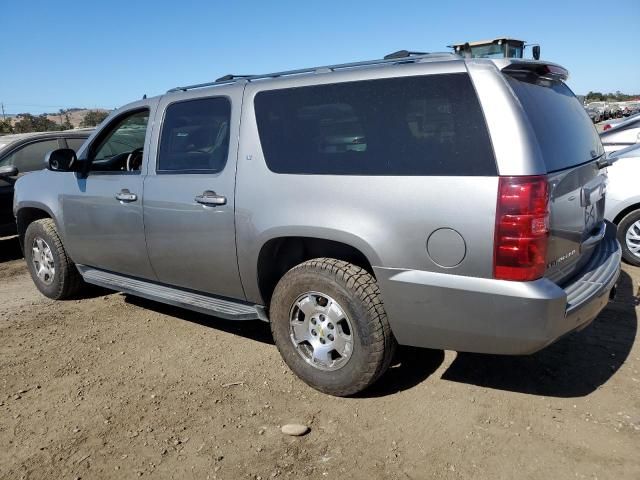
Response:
[0, 130, 92, 236]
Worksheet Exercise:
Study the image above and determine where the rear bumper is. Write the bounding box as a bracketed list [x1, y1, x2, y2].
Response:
[375, 222, 621, 355]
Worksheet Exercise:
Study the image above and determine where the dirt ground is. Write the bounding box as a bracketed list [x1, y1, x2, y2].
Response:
[1, 235, 639, 480]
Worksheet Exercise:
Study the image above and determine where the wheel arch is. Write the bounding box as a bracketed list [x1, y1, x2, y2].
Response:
[15, 203, 57, 252]
[612, 201, 640, 226]
[256, 235, 378, 307]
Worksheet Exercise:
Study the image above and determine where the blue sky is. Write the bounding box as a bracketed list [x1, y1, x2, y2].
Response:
[1, 0, 638, 114]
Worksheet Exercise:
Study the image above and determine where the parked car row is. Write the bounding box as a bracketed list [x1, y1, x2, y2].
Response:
[585, 101, 640, 123]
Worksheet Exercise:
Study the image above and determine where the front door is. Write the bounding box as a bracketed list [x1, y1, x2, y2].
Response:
[62, 105, 156, 279]
[143, 90, 244, 299]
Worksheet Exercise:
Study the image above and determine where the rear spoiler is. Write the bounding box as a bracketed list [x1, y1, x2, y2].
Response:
[491, 59, 569, 81]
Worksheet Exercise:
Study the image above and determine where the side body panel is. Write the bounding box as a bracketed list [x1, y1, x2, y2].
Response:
[605, 157, 640, 222]
[235, 61, 500, 306]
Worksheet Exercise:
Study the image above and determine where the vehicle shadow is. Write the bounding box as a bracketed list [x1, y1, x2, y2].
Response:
[126, 294, 445, 396]
[122, 270, 636, 398]
[357, 347, 445, 398]
[0, 236, 22, 262]
[124, 295, 275, 345]
[441, 270, 638, 398]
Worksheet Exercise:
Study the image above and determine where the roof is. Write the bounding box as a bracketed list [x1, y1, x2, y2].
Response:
[449, 38, 526, 48]
[0, 129, 93, 154]
[167, 51, 459, 93]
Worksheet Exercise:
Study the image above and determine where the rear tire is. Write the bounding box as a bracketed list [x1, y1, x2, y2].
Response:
[270, 258, 396, 396]
[24, 219, 85, 299]
[617, 210, 640, 267]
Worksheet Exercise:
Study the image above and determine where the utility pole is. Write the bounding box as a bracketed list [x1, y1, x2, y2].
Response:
[1, 103, 5, 121]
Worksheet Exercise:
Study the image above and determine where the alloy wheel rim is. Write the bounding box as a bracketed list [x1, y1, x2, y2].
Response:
[289, 292, 354, 371]
[626, 220, 640, 259]
[31, 237, 55, 285]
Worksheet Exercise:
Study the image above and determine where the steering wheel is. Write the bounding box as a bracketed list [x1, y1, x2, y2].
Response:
[125, 147, 144, 172]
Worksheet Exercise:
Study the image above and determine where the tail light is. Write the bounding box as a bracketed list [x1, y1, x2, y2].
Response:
[603, 124, 612, 131]
[494, 176, 550, 281]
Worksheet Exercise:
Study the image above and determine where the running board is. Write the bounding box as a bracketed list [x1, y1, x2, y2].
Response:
[77, 266, 267, 321]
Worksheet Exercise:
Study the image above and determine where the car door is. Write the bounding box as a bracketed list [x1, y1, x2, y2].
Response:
[61, 102, 157, 279]
[143, 86, 244, 299]
[0, 137, 63, 227]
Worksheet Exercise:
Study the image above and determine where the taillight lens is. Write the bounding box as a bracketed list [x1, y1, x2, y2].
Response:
[494, 176, 550, 281]
[603, 124, 612, 131]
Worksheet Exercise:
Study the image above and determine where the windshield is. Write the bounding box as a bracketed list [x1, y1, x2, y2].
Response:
[469, 44, 506, 58]
[506, 75, 604, 172]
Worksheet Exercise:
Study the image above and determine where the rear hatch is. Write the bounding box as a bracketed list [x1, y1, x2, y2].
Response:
[503, 64, 607, 285]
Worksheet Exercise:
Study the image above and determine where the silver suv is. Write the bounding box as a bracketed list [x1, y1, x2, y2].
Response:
[14, 53, 621, 396]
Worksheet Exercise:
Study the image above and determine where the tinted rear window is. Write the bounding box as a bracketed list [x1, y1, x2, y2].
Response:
[254, 74, 496, 176]
[506, 76, 603, 172]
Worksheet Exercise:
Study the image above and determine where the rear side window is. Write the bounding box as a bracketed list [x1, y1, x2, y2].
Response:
[158, 97, 231, 173]
[254, 74, 496, 176]
[1, 139, 60, 172]
[506, 76, 603, 172]
[66, 137, 87, 152]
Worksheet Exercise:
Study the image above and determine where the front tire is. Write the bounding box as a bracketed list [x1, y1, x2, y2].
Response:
[270, 258, 396, 396]
[24, 219, 85, 299]
[617, 210, 640, 266]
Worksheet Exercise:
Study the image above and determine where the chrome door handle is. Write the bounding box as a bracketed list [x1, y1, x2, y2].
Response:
[115, 189, 138, 202]
[195, 190, 226, 206]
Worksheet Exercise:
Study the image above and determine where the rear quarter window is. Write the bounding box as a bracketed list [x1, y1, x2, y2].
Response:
[254, 73, 496, 176]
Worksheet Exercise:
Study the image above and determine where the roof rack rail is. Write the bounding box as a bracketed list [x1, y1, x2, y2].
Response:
[215, 74, 253, 82]
[167, 51, 458, 93]
[383, 50, 428, 60]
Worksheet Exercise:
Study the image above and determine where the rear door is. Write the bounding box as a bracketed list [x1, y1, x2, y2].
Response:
[143, 86, 244, 299]
[505, 72, 606, 284]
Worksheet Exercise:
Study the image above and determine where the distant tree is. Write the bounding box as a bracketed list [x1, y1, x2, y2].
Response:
[62, 116, 73, 130]
[586, 91, 603, 102]
[0, 118, 13, 134]
[13, 113, 60, 133]
[80, 110, 109, 127]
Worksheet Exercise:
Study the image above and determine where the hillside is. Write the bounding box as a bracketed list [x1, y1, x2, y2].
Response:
[4, 108, 111, 129]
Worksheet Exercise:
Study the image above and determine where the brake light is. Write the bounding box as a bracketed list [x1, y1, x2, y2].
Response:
[603, 124, 612, 131]
[494, 176, 550, 281]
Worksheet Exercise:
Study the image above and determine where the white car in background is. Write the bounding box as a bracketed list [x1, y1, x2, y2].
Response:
[606, 143, 640, 266]
[600, 113, 640, 153]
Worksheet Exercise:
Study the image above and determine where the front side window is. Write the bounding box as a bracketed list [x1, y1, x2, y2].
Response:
[0, 139, 61, 173]
[157, 97, 231, 173]
[90, 110, 149, 172]
[254, 74, 496, 176]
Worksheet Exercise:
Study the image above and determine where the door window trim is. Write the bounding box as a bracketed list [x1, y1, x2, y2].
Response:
[84, 107, 150, 176]
[155, 95, 232, 175]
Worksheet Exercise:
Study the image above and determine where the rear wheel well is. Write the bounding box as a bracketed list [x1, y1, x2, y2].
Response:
[16, 208, 51, 251]
[613, 203, 640, 225]
[257, 237, 374, 306]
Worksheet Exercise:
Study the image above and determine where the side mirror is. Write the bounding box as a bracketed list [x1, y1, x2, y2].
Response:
[532, 45, 541, 60]
[46, 148, 78, 172]
[0, 165, 19, 178]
